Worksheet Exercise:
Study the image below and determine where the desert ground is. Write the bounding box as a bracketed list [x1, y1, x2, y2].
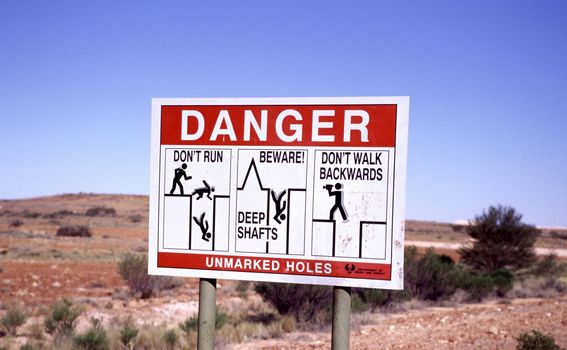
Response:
[1, 194, 566, 349]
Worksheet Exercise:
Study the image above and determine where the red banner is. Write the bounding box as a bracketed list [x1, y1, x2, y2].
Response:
[160, 104, 397, 147]
[158, 252, 391, 280]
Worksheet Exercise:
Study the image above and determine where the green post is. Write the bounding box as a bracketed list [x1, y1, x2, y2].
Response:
[197, 278, 217, 350]
[331, 286, 351, 350]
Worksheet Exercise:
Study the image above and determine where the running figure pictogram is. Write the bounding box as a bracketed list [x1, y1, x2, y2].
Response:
[169, 163, 192, 195]
[324, 183, 348, 222]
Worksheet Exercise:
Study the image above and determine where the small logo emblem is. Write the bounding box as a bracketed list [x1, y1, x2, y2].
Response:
[345, 263, 356, 274]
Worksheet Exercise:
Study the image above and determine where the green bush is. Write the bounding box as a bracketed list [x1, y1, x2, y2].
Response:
[403, 246, 505, 303]
[352, 288, 410, 311]
[461, 272, 495, 301]
[459, 205, 539, 273]
[44, 298, 82, 340]
[350, 293, 369, 312]
[73, 318, 109, 350]
[490, 269, 515, 297]
[215, 310, 229, 329]
[179, 315, 198, 335]
[179, 309, 229, 337]
[255, 282, 332, 323]
[1, 304, 27, 335]
[516, 330, 564, 350]
[118, 253, 181, 298]
[406, 249, 464, 301]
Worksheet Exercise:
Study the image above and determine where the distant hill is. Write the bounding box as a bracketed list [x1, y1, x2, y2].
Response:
[1, 193, 566, 247]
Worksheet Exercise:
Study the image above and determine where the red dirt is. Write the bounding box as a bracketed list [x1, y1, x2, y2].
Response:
[231, 297, 567, 350]
[0, 260, 122, 305]
[1, 194, 566, 349]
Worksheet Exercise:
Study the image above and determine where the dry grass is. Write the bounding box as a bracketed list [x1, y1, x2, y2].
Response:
[511, 276, 567, 299]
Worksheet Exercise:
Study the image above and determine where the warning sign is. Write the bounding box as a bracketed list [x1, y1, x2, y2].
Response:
[149, 97, 409, 289]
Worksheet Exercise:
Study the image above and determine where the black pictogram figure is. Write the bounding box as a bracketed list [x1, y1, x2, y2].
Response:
[169, 163, 192, 195]
[324, 183, 348, 222]
[193, 212, 212, 242]
[191, 180, 215, 200]
[271, 189, 287, 224]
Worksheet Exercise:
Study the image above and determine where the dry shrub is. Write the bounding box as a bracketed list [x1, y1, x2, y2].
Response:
[511, 276, 566, 299]
[129, 214, 144, 223]
[19, 342, 39, 350]
[280, 315, 296, 333]
[451, 224, 465, 232]
[162, 328, 178, 350]
[550, 230, 567, 240]
[56, 225, 92, 238]
[229, 295, 275, 321]
[9, 219, 23, 228]
[85, 206, 116, 217]
[178, 328, 197, 349]
[43, 210, 74, 219]
[118, 253, 181, 298]
[512, 254, 567, 299]
[0, 303, 27, 336]
[27, 322, 45, 340]
[235, 280, 250, 299]
[134, 325, 168, 350]
[254, 282, 332, 323]
[217, 322, 269, 343]
[21, 210, 41, 219]
[266, 321, 284, 338]
[213, 302, 294, 346]
[531, 254, 567, 278]
[119, 317, 139, 348]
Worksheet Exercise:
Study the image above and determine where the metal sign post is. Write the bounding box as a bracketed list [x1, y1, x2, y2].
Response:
[332, 286, 351, 350]
[197, 278, 217, 350]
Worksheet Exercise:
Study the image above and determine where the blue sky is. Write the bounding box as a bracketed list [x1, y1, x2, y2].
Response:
[1, 1, 566, 227]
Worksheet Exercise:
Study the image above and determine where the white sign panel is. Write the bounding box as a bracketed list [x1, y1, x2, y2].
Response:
[149, 97, 409, 289]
